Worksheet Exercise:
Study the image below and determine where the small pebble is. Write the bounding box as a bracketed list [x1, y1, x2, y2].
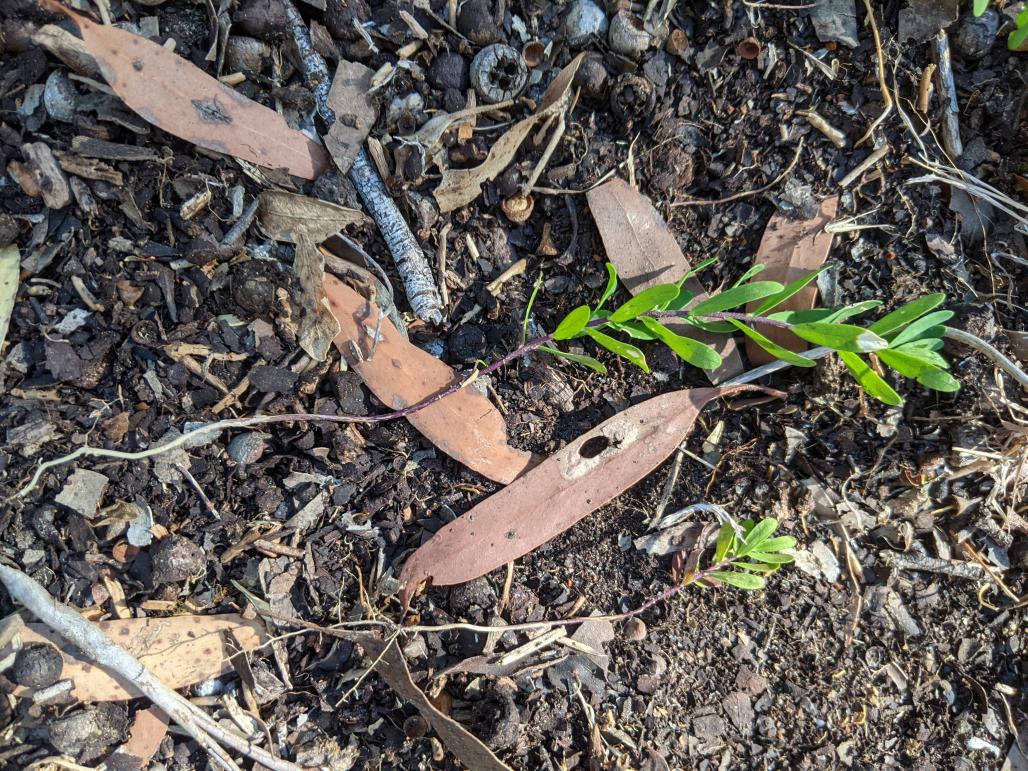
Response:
[448, 324, 487, 363]
[48, 704, 129, 762]
[625, 617, 647, 641]
[151, 535, 206, 585]
[563, 0, 608, 47]
[12, 642, 64, 688]
[403, 715, 429, 739]
[955, 8, 999, 61]
[428, 52, 469, 92]
[227, 432, 269, 466]
[457, 0, 499, 45]
[249, 364, 297, 394]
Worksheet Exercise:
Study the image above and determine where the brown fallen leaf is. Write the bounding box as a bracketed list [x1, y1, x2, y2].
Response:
[8, 613, 266, 702]
[104, 707, 169, 769]
[585, 179, 745, 383]
[42, 0, 328, 180]
[258, 191, 368, 361]
[323, 59, 378, 174]
[351, 632, 511, 771]
[434, 54, 584, 212]
[325, 274, 536, 484]
[399, 385, 771, 607]
[744, 197, 838, 363]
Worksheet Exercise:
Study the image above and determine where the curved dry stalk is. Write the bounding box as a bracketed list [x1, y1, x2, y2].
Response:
[0, 563, 301, 771]
[944, 327, 1028, 390]
[856, 0, 893, 147]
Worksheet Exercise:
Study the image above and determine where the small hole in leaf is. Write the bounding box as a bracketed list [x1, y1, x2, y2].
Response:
[579, 436, 610, 458]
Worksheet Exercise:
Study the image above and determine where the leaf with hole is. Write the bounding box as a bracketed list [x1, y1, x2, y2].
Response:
[690, 281, 785, 316]
[552, 305, 591, 340]
[790, 323, 888, 352]
[639, 318, 723, 370]
[838, 351, 904, 406]
[398, 386, 764, 608]
[539, 346, 608, 374]
[869, 293, 946, 336]
[585, 328, 649, 372]
[707, 571, 766, 590]
[725, 319, 816, 367]
[609, 284, 681, 323]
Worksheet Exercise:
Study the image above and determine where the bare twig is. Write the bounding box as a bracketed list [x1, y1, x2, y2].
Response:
[839, 144, 890, 188]
[856, 0, 893, 147]
[943, 327, 1028, 390]
[671, 140, 804, 207]
[283, 1, 333, 122]
[931, 31, 962, 159]
[349, 149, 444, 324]
[0, 563, 301, 771]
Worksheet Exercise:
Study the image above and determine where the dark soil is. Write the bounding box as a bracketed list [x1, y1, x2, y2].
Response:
[0, 0, 1026, 769]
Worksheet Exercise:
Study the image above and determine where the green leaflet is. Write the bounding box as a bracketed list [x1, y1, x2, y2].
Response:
[690, 281, 785, 316]
[609, 284, 681, 323]
[585, 328, 649, 372]
[552, 305, 591, 340]
[790, 322, 888, 353]
[868, 293, 946, 336]
[732, 263, 767, 287]
[707, 571, 765, 590]
[878, 350, 960, 392]
[745, 551, 795, 565]
[838, 351, 904, 406]
[752, 265, 831, 315]
[713, 523, 735, 563]
[737, 518, 778, 556]
[639, 317, 722, 370]
[725, 319, 817, 368]
[886, 311, 952, 347]
[539, 345, 607, 374]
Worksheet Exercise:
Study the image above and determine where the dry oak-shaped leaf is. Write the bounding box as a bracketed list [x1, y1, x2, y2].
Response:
[325, 274, 536, 484]
[324, 59, 378, 174]
[259, 190, 368, 243]
[434, 53, 584, 212]
[9, 613, 266, 702]
[744, 196, 837, 364]
[258, 191, 368, 360]
[43, 0, 328, 180]
[585, 179, 745, 382]
[399, 385, 764, 607]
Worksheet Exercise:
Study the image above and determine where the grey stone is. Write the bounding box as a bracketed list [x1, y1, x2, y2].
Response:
[722, 691, 755, 733]
[898, 0, 959, 44]
[55, 469, 109, 519]
[809, 0, 859, 48]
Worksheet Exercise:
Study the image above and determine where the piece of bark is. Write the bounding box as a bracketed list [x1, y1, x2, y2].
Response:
[324, 59, 378, 174]
[585, 179, 745, 382]
[399, 385, 765, 607]
[744, 196, 838, 363]
[42, 0, 328, 180]
[19, 142, 71, 209]
[324, 274, 536, 484]
[8, 614, 266, 702]
[71, 136, 161, 162]
[55, 152, 124, 185]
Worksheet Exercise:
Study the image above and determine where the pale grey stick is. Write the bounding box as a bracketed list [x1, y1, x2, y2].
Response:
[283, 0, 333, 122]
[350, 149, 444, 324]
[931, 31, 963, 160]
[0, 563, 301, 771]
[943, 327, 1028, 389]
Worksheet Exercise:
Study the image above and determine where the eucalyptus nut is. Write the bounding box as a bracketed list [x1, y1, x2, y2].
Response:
[563, 0, 608, 47]
[470, 43, 528, 104]
[608, 10, 651, 56]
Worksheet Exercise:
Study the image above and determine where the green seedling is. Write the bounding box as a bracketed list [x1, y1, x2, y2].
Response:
[973, 0, 1028, 50]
